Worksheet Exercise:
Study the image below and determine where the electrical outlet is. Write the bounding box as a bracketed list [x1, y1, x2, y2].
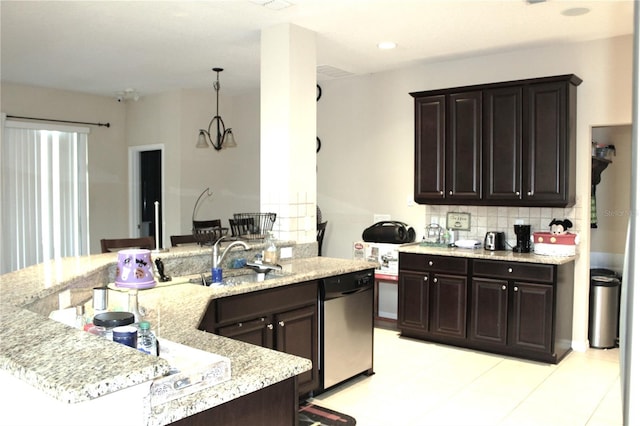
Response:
[374, 214, 391, 223]
[58, 289, 71, 309]
[280, 246, 293, 259]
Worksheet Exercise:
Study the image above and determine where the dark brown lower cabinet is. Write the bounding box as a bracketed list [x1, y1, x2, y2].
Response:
[429, 274, 467, 339]
[398, 253, 574, 364]
[171, 376, 297, 426]
[470, 278, 554, 354]
[468, 259, 573, 363]
[398, 271, 429, 333]
[200, 281, 319, 396]
[398, 254, 467, 343]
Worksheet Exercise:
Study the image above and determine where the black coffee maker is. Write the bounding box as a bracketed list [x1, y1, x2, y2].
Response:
[513, 224, 531, 253]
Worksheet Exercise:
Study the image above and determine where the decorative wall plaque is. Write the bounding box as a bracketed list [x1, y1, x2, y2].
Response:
[446, 212, 471, 231]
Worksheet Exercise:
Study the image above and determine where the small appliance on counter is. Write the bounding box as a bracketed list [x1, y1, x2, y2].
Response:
[513, 224, 532, 253]
[484, 232, 506, 251]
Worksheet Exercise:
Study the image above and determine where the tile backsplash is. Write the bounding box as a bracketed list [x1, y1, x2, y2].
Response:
[423, 204, 579, 247]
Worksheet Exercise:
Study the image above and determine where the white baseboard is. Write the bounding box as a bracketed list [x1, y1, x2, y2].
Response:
[378, 311, 397, 320]
[572, 339, 588, 352]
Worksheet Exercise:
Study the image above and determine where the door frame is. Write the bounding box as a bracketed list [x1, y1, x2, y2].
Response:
[128, 144, 166, 246]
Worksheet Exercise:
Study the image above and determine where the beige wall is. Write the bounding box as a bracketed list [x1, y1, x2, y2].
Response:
[1, 34, 633, 349]
[0, 84, 261, 252]
[317, 35, 633, 259]
[316, 35, 633, 349]
[1, 83, 128, 254]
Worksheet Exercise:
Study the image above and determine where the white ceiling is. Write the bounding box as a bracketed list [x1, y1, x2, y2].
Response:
[1, 0, 634, 98]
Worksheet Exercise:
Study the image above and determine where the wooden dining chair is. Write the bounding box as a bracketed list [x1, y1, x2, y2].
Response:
[170, 234, 198, 247]
[100, 236, 155, 253]
[317, 221, 328, 256]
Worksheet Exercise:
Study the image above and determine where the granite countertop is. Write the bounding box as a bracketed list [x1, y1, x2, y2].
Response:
[0, 246, 377, 426]
[398, 242, 576, 265]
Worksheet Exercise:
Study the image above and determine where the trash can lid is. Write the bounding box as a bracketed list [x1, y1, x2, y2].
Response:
[590, 268, 622, 280]
[592, 276, 621, 286]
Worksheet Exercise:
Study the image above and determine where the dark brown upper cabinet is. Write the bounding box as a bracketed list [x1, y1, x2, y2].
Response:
[411, 74, 581, 207]
[413, 92, 482, 203]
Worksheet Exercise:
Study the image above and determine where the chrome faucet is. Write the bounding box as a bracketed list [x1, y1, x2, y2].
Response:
[212, 237, 250, 269]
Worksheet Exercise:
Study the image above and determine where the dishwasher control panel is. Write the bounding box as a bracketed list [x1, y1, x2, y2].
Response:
[321, 270, 374, 298]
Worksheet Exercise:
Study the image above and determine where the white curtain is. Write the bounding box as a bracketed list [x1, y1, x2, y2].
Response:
[0, 116, 90, 273]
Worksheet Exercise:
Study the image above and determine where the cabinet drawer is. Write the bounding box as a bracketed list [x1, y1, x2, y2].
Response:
[473, 260, 554, 283]
[400, 253, 468, 274]
[216, 281, 318, 325]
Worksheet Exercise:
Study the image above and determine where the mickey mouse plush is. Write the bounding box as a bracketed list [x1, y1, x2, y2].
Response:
[549, 218, 573, 235]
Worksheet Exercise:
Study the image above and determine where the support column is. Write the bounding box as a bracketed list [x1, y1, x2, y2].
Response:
[260, 24, 316, 243]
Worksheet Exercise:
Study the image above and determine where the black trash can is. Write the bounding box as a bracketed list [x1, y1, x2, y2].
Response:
[589, 269, 621, 349]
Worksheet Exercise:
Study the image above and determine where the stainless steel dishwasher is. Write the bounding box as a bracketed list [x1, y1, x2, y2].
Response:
[319, 269, 375, 392]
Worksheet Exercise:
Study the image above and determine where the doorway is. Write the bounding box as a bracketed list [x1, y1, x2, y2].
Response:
[590, 124, 632, 272]
[128, 144, 165, 248]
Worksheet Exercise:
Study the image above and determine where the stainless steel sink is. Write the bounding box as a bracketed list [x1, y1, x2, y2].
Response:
[190, 271, 287, 286]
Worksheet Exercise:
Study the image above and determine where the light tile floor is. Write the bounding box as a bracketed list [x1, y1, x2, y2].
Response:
[310, 327, 622, 426]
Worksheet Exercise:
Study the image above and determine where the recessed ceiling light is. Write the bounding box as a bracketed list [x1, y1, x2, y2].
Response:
[377, 41, 397, 50]
[561, 7, 590, 16]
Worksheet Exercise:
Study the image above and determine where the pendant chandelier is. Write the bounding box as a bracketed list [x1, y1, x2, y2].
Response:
[196, 68, 237, 151]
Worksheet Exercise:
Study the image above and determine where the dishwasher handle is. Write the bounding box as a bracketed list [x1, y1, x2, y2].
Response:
[323, 284, 372, 300]
[341, 287, 369, 296]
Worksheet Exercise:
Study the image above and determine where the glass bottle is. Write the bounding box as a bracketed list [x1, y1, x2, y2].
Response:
[75, 305, 86, 329]
[264, 232, 278, 264]
[137, 321, 158, 356]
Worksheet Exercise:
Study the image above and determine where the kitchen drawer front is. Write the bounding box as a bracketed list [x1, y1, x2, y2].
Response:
[472, 260, 554, 283]
[400, 252, 468, 274]
[216, 281, 318, 326]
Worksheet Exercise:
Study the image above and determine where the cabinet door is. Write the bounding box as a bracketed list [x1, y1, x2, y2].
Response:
[414, 95, 446, 201]
[469, 278, 508, 345]
[429, 273, 467, 339]
[446, 91, 482, 201]
[398, 271, 429, 333]
[523, 81, 570, 205]
[509, 281, 554, 353]
[275, 305, 318, 395]
[217, 317, 273, 348]
[483, 86, 523, 203]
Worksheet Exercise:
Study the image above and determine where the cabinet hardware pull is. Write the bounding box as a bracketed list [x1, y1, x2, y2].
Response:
[433, 278, 438, 283]
[279, 321, 285, 327]
[502, 285, 507, 290]
[238, 322, 243, 327]
[508, 267, 513, 273]
[515, 191, 520, 196]
[267, 324, 273, 330]
[527, 191, 533, 196]
[428, 260, 434, 266]
[423, 276, 428, 281]
[449, 190, 453, 195]
[514, 286, 519, 292]
[439, 190, 444, 195]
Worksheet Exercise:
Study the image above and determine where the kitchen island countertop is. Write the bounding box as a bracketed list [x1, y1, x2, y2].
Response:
[0, 248, 376, 426]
